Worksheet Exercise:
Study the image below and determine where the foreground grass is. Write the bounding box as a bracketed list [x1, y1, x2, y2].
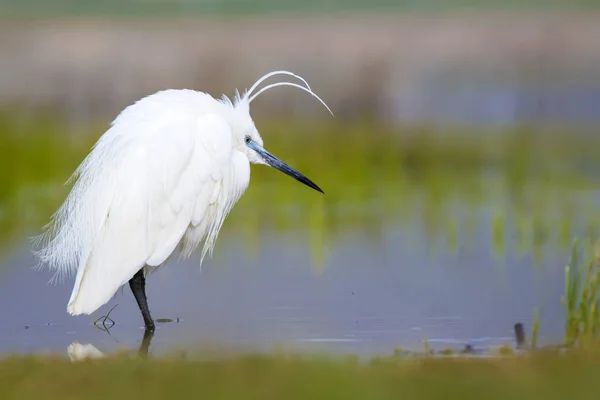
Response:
[2, 349, 600, 399]
[563, 238, 600, 345]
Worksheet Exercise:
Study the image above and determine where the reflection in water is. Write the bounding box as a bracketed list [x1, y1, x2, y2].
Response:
[138, 329, 154, 359]
[68, 329, 155, 361]
[67, 343, 105, 361]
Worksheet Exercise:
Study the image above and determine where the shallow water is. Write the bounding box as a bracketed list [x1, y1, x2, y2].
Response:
[2, 122, 599, 358]
[0, 217, 568, 359]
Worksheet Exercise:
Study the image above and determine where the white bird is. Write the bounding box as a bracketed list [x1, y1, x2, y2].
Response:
[35, 70, 332, 331]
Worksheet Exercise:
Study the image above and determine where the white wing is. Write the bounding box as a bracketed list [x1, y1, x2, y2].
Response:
[36, 90, 236, 316]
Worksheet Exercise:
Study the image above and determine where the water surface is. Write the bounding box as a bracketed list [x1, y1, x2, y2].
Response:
[1, 123, 598, 358]
[0, 220, 568, 359]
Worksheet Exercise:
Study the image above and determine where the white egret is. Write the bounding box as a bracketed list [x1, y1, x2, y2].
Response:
[35, 70, 332, 331]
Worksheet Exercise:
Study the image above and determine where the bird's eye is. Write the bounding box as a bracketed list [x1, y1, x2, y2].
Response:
[244, 136, 251, 144]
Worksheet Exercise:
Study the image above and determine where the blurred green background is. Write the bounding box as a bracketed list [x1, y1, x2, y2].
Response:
[2, 0, 599, 18]
[2, 1, 600, 252]
[2, 0, 600, 381]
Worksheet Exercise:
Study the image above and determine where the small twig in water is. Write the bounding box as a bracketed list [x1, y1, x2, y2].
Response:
[94, 304, 119, 332]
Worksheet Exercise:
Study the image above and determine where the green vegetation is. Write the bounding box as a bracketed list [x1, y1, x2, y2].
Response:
[563, 238, 600, 346]
[531, 307, 540, 349]
[0, 114, 92, 249]
[2, 347, 600, 399]
[2, 0, 597, 19]
[3, 114, 600, 258]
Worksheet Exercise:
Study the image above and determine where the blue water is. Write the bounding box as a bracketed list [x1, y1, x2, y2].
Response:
[0, 217, 567, 359]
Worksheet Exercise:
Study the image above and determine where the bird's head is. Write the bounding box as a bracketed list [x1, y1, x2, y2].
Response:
[223, 71, 333, 194]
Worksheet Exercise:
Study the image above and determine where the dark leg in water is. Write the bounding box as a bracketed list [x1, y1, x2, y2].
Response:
[138, 329, 154, 359]
[129, 268, 155, 332]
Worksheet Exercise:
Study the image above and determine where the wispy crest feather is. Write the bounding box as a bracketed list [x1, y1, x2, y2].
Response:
[221, 70, 334, 116]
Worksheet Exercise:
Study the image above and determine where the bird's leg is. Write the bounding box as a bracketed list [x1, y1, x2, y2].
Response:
[129, 268, 155, 332]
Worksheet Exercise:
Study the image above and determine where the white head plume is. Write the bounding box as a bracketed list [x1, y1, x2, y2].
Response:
[234, 70, 334, 117]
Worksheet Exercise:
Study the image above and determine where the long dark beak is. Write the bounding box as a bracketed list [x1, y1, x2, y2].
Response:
[247, 141, 324, 194]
